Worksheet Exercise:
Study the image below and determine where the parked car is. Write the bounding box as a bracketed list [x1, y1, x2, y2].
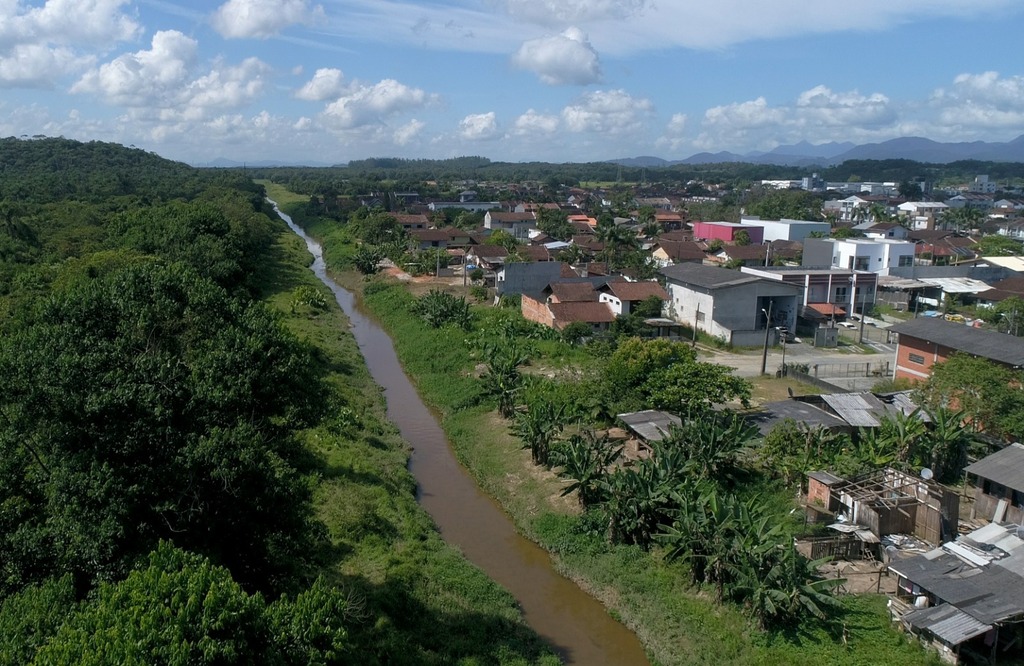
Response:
[838, 322, 857, 329]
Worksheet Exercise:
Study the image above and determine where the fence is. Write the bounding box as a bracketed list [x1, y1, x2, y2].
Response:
[810, 361, 890, 379]
[807, 535, 864, 560]
[837, 326, 893, 344]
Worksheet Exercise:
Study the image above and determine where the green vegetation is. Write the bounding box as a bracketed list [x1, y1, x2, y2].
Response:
[276, 180, 935, 664]
[0, 139, 555, 665]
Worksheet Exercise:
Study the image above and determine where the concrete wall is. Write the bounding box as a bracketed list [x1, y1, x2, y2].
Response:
[744, 218, 830, 242]
[893, 335, 952, 382]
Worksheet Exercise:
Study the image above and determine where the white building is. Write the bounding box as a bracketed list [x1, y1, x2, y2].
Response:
[739, 215, 830, 242]
[803, 238, 916, 276]
[970, 175, 997, 194]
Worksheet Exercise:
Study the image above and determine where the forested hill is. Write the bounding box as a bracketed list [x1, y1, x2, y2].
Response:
[0, 138, 553, 664]
[0, 136, 199, 203]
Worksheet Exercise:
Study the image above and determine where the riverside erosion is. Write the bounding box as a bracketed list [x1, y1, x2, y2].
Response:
[272, 200, 649, 666]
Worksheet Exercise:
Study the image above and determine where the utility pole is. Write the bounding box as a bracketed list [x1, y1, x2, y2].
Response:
[760, 300, 773, 376]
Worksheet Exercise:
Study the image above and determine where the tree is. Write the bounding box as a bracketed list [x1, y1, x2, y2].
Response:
[553, 431, 620, 508]
[917, 353, 1024, 441]
[975, 234, 1023, 257]
[352, 245, 384, 274]
[33, 543, 350, 665]
[898, 180, 923, 200]
[512, 400, 566, 467]
[0, 263, 324, 596]
[601, 337, 750, 416]
[536, 208, 573, 241]
[481, 342, 528, 419]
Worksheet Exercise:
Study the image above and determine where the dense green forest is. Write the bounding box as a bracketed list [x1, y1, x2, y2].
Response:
[248, 154, 1024, 202]
[0, 138, 554, 664]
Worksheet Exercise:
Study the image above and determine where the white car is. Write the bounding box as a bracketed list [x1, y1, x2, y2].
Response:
[838, 322, 857, 329]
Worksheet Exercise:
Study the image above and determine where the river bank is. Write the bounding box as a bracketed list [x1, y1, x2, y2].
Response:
[257, 197, 561, 664]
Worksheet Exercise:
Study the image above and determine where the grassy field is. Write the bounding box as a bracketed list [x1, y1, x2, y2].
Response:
[252, 194, 558, 665]
[268, 188, 939, 666]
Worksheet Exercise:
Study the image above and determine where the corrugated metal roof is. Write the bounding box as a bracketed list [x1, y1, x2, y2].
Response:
[821, 392, 890, 427]
[890, 318, 1024, 367]
[903, 604, 992, 645]
[618, 410, 682, 442]
[919, 277, 993, 294]
[964, 443, 1024, 492]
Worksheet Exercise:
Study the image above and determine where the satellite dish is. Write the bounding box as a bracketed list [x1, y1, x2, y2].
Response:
[921, 468, 934, 480]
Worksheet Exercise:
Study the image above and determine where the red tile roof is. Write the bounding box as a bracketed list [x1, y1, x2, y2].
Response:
[549, 282, 598, 302]
[603, 281, 669, 302]
[549, 301, 615, 328]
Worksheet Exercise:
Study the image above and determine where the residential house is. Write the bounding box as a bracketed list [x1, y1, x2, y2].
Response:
[863, 222, 909, 240]
[660, 263, 802, 346]
[946, 193, 994, 211]
[597, 280, 669, 316]
[496, 262, 577, 296]
[889, 317, 1024, 382]
[409, 227, 471, 250]
[965, 443, 1024, 525]
[465, 244, 508, 272]
[484, 211, 536, 239]
[651, 240, 706, 267]
[803, 237, 916, 275]
[739, 215, 830, 242]
[692, 221, 764, 244]
[520, 279, 616, 331]
[740, 266, 877, 323]
[888, 521, 1024, 664]
[391, 213, 430, 230]
[898, 202, 949, 230]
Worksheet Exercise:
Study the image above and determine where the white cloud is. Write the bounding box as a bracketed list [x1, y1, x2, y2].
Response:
[511, 109, 560, 136]
[72, 31, 269, 120]
[0, 0, 140, 87]
[511, 27, 601, 85]
[693, 85, 901, 150]
[320, 78, 434, 130]
[293, 116, 313, 131]
[562, 89, 652, 135]
[795, 85, 895, 127]
[932, 71, 1024, 130]
[295, 67, 346, 101]
[504, 0, 649, 24]
[655, 112, 688, 152]
[458, 112, 499, 140]
[211, 0, 324, 39]
[393, 118, 425, 145]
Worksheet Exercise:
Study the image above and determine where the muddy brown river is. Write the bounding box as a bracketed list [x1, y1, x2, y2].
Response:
[273, 202, 650, 665]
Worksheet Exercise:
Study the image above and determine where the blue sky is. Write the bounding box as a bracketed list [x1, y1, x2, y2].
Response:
[3, 0, 1024, 165]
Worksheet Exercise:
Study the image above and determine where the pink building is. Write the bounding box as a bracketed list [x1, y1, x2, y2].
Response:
[692, 221, 764, 245]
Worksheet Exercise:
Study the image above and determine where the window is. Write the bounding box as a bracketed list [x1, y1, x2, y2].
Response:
[835, 286, 848, 299]
[908, 353, 925, 365]
[898, 255, 914, 267]
[854, 257, 870, 270]
[696, 311, 706, 323]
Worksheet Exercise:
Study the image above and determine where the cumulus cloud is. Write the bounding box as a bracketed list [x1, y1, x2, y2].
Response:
[393, 119, 425, 145]
[512, 27, 601, 85]
[295, 68, 346, 101]
[72, 31, 269, 120]
[0, 0, 140, 87]
[562, 89, 652, 135]
[458, 112, 499, 140]
[655, 112, 688, 152]
[320, 78, 434, 130]
[932, 71, 1024, 129]
[511, 109, 560, 136]
[693, 85, 901, 150]
[211, 0, 324, 39]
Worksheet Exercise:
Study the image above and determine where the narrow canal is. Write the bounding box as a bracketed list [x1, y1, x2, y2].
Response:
[272, 201, 650, 666]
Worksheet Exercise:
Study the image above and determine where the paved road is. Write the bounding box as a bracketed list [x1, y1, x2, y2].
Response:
[698, 339, 895, 388]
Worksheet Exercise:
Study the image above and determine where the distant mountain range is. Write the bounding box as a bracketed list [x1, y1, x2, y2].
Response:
[612, 135, 1024, 167]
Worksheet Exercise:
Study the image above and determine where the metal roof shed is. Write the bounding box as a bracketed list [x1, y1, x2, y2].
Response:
[964, 443, 1024, 493]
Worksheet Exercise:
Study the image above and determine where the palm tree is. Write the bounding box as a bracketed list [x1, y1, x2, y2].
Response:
[921, 407, 972, 481]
